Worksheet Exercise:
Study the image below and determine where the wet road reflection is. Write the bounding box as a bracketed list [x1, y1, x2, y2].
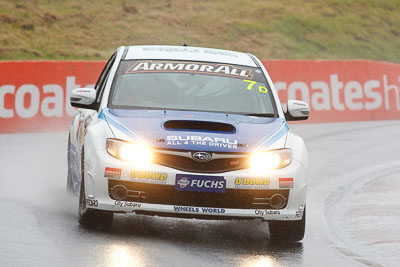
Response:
[106, 244, 145, 267]
[93, 214, 305, 266]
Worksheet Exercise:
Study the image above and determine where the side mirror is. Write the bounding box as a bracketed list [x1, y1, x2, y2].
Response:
[285, 100, 310, 121]
[70, 88, 96, 108]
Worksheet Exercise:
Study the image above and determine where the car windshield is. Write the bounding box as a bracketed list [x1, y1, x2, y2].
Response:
[109, 60, 277, 116]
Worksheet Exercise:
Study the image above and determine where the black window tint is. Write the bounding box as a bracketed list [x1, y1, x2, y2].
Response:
[95, 53, 116, 91]
[95, 53, 116, 106]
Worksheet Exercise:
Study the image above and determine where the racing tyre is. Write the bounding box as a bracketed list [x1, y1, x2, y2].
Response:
[78, 153, 113, 230]
[269, 207, 306, 242]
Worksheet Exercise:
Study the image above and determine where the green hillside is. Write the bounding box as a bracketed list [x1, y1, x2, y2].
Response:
[1, 0, 400, 62]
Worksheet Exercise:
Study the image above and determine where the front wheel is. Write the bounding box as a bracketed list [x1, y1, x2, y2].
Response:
[78, 154, 113, 230]
[269, 207, 306, 242]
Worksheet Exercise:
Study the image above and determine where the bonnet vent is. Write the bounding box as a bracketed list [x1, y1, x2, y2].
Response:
[164, 120, 236, 134]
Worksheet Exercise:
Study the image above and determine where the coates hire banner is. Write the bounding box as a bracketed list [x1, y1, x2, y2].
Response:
[0, 60, 400, 133]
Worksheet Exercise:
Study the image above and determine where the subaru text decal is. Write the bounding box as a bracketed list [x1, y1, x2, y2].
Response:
[167, 136, 238, 150]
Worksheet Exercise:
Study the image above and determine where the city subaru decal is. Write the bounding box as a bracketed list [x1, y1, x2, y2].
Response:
[175, 174, 226, 193]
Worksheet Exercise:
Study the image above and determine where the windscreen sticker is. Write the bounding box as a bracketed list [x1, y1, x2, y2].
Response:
[125, 60, 254, 79]
[243, 79, 268, 94]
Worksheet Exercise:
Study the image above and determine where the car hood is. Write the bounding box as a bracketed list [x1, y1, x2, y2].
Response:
[99, 108, 288, 153]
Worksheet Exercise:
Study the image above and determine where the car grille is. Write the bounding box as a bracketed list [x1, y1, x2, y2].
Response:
[108, 179, 289, 210]
[152, 150, 249, 173]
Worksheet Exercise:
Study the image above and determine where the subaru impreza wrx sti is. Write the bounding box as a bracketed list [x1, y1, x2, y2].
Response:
[67, 45, 310, 241]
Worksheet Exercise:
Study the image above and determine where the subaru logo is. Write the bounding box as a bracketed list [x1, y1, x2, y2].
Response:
[192, 152, 212, 162]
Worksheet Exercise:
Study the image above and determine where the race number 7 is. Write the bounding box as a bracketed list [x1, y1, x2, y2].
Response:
[243, 80, 268, 94]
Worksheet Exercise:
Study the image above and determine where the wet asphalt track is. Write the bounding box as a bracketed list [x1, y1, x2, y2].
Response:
[0, 120, 399, 267]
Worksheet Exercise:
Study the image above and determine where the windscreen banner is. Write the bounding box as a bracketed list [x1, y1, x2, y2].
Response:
[0, 60, 399, 133]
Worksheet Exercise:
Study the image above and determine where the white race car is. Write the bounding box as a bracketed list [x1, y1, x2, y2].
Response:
[67, 45, 310, 241]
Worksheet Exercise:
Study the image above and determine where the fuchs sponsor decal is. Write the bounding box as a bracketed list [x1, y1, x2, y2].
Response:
[125, 60, 253, 79]
[174, 206, 226, 214]
[104, 167, 122, 178]
[175, 174, 226, 193]
[130, 170, 167, 184]
[255, 209, 281, 216]
[167, 136, 238, 149]
[234, 178, 270, 189]
[279, 178, 294, 188]
[114, 200, 141, 208]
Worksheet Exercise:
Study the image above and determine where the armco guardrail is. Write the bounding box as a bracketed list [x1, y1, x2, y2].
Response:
[0, 60, 399, 133]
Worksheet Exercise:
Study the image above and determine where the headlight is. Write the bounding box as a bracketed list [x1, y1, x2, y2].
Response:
[106, 139, 153, 165]
[249, 149, 291, 171]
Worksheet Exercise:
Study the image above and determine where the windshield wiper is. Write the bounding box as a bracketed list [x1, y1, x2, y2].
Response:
[245, 113, 276, 118]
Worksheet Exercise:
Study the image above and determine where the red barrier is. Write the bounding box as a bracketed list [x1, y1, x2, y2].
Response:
[263, 60, 400, 123]
[0, 60, 399, 133]
[0, 61, 104, 133]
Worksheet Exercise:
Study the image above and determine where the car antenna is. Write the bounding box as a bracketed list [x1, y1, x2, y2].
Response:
[183, 24, 188, 46]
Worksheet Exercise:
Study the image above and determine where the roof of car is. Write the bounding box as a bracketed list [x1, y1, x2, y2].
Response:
[124, 45, 258, 67]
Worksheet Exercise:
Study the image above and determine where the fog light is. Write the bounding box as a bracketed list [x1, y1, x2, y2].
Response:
[270, 194, 286, 209]
[111, 185, 128, 200]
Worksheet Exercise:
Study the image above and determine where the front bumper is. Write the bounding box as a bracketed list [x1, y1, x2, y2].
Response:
[84, 148, 307, 221]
